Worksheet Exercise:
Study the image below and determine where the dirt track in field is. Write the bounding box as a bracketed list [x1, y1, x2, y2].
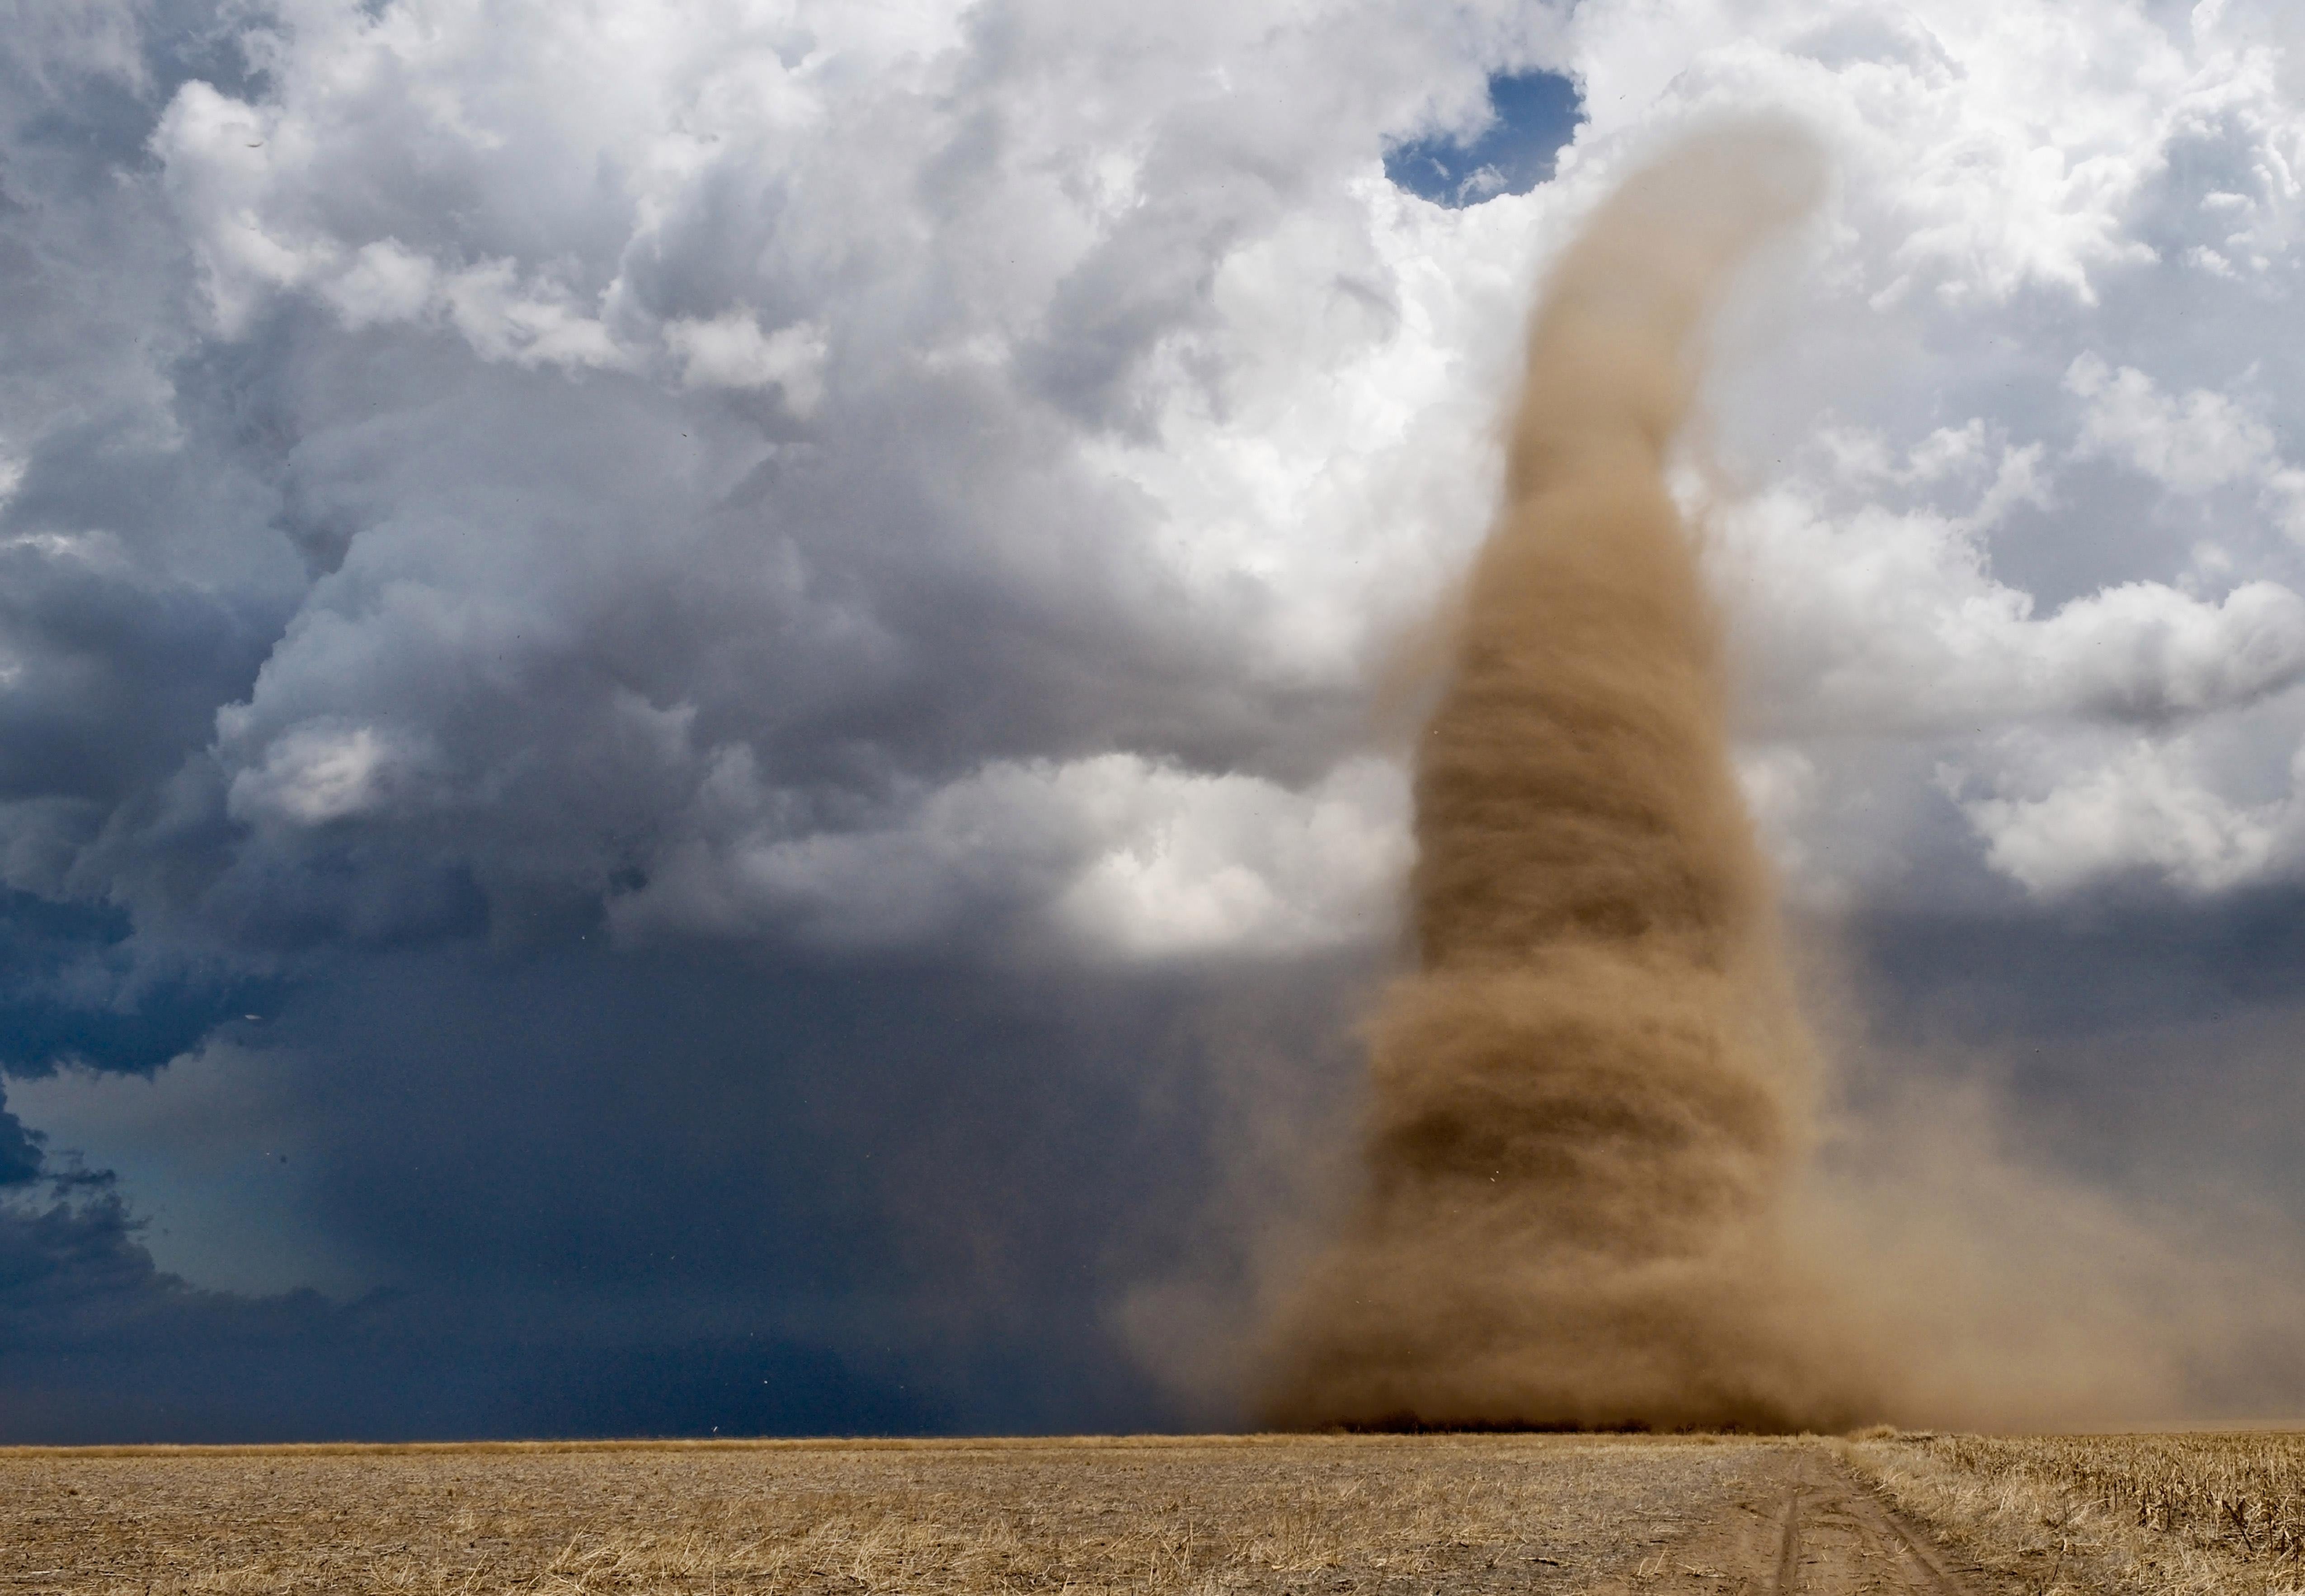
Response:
[1592, 1445, 1995, 1595]
[0, 1434, 1993, 1594]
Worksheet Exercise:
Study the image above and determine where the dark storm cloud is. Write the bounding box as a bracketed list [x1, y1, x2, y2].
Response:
[3, 0, 2305, 1441]
[0, 1090, 40, 1185]
[1858, 886, 2305, 1050]
[0, 891, 282, 1072]
[0, 0, 1447, 1436]
[0, 1165, 965, 1442]
[0, 940, 1373, 1440]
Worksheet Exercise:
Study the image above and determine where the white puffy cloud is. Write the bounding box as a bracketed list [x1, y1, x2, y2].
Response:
[224, 721, 437, 827]
[1722, 474, 2305, 736]
[14, 0, 2305, 954]
[664, 314, 827, 410]
[1953, 726, 2305, 897]
[2066, 352, 2305, 536]
[609, 752, 1410, 959]
[1571, 0, 2197, 306]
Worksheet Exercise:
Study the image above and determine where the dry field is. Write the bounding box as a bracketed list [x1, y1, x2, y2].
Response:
[0, 1432, 1962, 1596]
[19, 1428, 2305, 1595]
[1845, 1429, 2305, 1596]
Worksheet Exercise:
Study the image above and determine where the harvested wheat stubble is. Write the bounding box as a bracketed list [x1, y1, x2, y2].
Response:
[4, 1433, 1801, 1595]
[1846, 1429, 2305, 1596]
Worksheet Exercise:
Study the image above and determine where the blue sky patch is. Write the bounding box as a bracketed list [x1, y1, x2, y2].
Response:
[1385, 70, 1585, 207]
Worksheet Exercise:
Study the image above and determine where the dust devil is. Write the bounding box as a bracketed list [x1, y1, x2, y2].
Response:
[1264, 122, 1878, 1433]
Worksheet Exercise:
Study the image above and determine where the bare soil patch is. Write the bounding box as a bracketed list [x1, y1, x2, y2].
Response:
[1586, 1443, 2006, 1596]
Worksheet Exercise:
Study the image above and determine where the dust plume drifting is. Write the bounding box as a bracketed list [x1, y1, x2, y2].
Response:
[1262, 123, 1881, 1432]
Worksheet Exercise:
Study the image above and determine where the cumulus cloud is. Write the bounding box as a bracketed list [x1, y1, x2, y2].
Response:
[1957, 734, 2291, 897]
[1726, 473, 2305, 736]
[608, 752, 1407, 958]
[7, 0, 2305, 1433]
[663, 313, 827, 408]
[2064, 353, 2305, 545]
[225, 721, 437, 827]
[82, 0, 1559, 972]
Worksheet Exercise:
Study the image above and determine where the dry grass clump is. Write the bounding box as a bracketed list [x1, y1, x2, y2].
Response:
[1955, 1433, 2305, 1564]
[0, 1432, 1788, 1595]
[1845, 1429, 2305, 1596]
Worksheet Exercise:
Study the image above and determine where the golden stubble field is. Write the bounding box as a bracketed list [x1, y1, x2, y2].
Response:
[1852, 1429, 2305, 1595]
[4, 1429, 2301, 1596]
[4, 1434, 1778, 1595]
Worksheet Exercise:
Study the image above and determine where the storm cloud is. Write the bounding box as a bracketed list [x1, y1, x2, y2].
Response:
[3, 0, 2305, 1437]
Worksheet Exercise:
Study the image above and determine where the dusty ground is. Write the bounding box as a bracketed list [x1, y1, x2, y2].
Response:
[0, 1433, 2001, 1594]
[1588, 1443, 2001, 1596]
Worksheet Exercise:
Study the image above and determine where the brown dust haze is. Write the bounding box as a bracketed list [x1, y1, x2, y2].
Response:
[1262, 123, 1876, 1433]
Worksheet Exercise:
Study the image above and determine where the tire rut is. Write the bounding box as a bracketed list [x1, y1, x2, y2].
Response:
[1584, 1444, 1992, 1596]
